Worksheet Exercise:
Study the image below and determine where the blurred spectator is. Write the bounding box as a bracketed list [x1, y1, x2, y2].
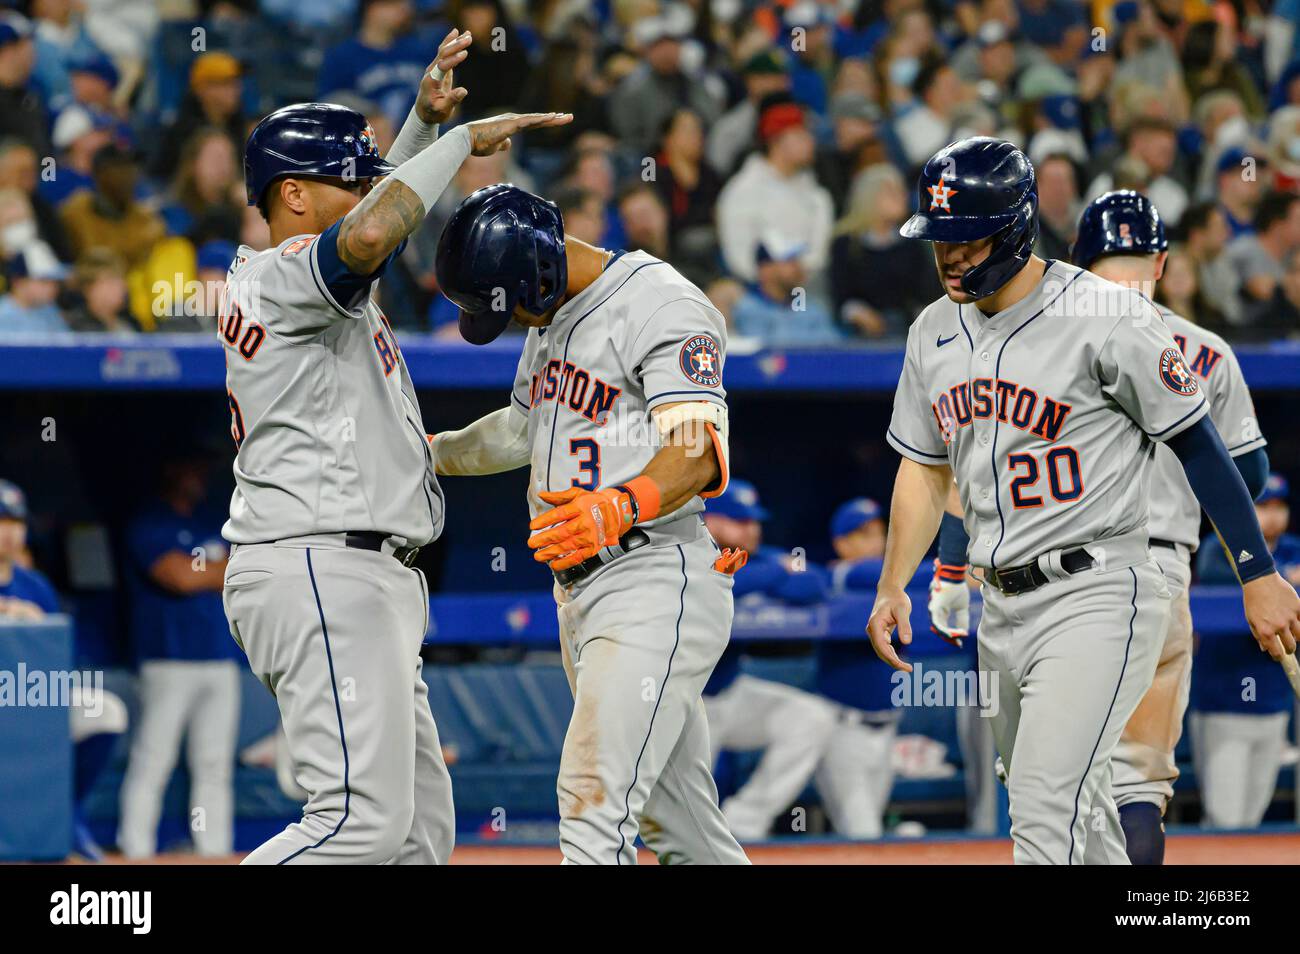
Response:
[151, 52, 245, 182]
[701, 479, 837, 841]
[717, 94, 833, 283]
[44, 102, 115, 206]
[1034, 153, 1080, 262]
[0, 139, 72, 260]
[1214, 146, 1265, 238]
[813, 498, 900, 839]
[1154, 248, 1219, 331]
[0, 13, 52, 158]
[64, 48, 118, 115]
[518, 35, 612, 151]
[616, 181, 670, 262]
[317, 0, 427, 125]
[1192, 474, 1299, 829]
[783, 1, 836, 115]
[0, 477, 128, 861]
[163, 128, 243, 244]
[651, 108, 722, 235]
[814, 91, 886, 213]
[1085, 117, 1187, 227]
[1016, 0, 1087, 66]
[1222, 191, 1300, 329]
[608, 16, 724, 158]
[118, 453, 240, 859]
[1182, 19, 1265, 121]
[734, 234, 841, 347]
[192, 240, 237, 328]
[1111, 1, 1188, 123]
[30, 0, 102, 109]
[60, 143, 164, 271]
[0, 244, 69, 335]
[63, 248, 134, 333]
[552, 186, 605, 246]
[1261, 246, 1300, 341]
[561, 147, 624, 250]
[1180, 201, 1234, 326]
[706, 49, 789, 177]
[829, 163, 939, 338]
[893, 53, 970, 170]
[448, 0, 532, 119]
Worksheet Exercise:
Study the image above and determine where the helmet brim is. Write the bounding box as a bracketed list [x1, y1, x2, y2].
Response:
[900, 211, 1017, 243]
[458, 307, 512, 346]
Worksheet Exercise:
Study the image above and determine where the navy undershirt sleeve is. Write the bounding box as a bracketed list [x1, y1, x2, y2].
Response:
[1233, 446, 1269, 501]
[314, 218, 407, 310]
[937, 512, 970, 566]
[1166, 416, 1275, 583]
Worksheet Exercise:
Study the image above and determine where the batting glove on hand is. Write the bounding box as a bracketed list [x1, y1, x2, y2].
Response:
[528, 487, 635, 571]
[928, 560, 970, 648]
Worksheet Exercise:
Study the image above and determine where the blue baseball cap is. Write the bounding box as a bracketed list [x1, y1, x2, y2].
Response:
[707, 479, 769, 522]
[0, 13, 32, 48]
[197, 240, 237, 272]
[0, 480, 27, 521]
[830, 497, 883, 539]
[70, 50, 120, 89]
[1258, 473, 1289, 503]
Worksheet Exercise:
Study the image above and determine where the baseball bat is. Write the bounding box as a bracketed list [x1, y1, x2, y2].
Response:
[1280, 653, 1300, 700]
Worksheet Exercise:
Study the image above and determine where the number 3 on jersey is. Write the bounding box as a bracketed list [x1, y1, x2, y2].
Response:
[1008, 447, 1082, 509]
[570, 438, 600, 490]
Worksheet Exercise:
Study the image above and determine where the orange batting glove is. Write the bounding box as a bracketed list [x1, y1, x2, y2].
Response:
[528, 486, 636, 570]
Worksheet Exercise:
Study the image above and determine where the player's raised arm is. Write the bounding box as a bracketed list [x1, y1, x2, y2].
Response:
[336, 111, 572, 275]
[385, 28, 473, 165]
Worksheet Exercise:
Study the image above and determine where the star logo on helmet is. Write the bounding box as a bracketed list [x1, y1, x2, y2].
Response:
[928, 176, 958, 212]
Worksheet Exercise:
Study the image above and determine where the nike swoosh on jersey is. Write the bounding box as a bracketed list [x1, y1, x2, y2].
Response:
[936, 333, 959, 347]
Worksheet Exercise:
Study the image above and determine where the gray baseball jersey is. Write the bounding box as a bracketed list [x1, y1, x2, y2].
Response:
[509, 250, 728, 523]
[510, 250, 743, 864]
[1145, 305, 1265, 549]
[888, 261, 1208, 570]
[220, 234, 443, 547]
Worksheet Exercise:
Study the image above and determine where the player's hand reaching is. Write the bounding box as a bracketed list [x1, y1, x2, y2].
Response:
[528, 487, 635, 571]
[1242, 571, 1300, 659]
[464, 112, 574, 156]
[867, 585, 914, 673]
[415, 28, 472, 125]
[928, 560, 970, 648]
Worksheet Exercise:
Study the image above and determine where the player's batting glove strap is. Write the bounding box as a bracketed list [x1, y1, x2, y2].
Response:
[552, 528, 651, 586]
[929, 560, 970, 648]
[529, 486, 637, 572]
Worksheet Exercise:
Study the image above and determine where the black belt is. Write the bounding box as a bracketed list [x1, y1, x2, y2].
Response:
[1150, 538, 1178, 550]
[344, 531, 420, 567]
[985, 547, 1094, 596]
[553, 528, 651, 586]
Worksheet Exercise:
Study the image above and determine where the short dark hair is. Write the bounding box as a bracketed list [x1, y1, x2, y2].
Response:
[1124, 116, 1176, 147]
[912, 51, 949, 99]
[1254, 191, 1300, 232]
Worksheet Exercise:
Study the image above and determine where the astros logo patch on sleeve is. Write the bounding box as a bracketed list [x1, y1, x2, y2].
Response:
[1158, 347, 1199, 396]
[680, 334, 722, 387]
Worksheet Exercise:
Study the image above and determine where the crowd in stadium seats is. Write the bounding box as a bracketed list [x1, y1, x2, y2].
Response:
[0, 0, 1296, 344]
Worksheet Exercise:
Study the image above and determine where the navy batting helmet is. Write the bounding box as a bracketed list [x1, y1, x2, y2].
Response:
[1071, 190, 1168, 270]
[435, 184, 569, 345]
[243, 102, 395, 207]
[900, 137, 1038, 299]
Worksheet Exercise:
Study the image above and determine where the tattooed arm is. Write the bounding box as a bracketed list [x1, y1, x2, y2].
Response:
[337, 111, 573, 275]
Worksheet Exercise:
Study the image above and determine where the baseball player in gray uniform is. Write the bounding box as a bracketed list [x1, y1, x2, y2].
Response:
[866, 139, 1300, 865]
[220, 31, 570, 864]
[430, 184, 749, 865]
[930, 191, 1273, 863]
[1074, 191, 1269, 863]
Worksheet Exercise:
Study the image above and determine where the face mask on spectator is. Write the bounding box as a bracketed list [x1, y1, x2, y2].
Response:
[2, 216, 35, 250]
[890, 56, 920, 89]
